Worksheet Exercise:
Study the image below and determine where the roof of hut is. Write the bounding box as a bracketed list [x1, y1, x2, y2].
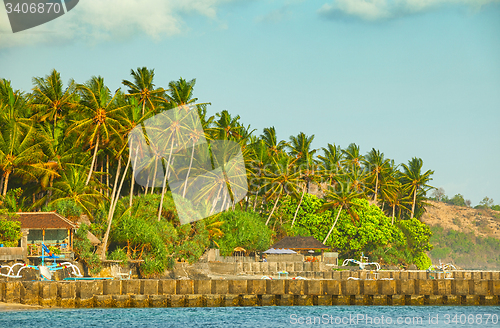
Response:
[11, 212, 76, 230]
[270, 236, 330, 250]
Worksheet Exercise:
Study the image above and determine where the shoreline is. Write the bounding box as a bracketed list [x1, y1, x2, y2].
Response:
[0, 301, 45, 311]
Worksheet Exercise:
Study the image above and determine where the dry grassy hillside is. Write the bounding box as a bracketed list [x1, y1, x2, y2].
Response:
[421, 201, 500, 239]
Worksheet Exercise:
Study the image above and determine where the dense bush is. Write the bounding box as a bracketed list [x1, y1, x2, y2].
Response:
[0, 216, 22, 247]
[216, 210, 274, 256]
[73, 224, 102, 274]
[430, 225, 500, 269]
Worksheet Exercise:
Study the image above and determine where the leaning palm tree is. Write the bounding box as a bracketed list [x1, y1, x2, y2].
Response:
[261, 153, 301, 225]
[122, 67, 165, 115]
[68, 76, 125, 186]
[321, 180, 365, 244]
[399, 157, 434, 219]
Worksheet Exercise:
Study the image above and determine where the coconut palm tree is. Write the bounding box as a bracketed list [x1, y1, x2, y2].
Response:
[30, 69, 77, 138]
[261, 153, 301, 225]
[399, 157, 434, 219]
[363, 148, 390, 203]
[48, 164, 105, 217]
[261, 126, 287, 157]
[68, 76, 125, 186]
[341, 143, 363, 171]
[122, 67, 165, 115]
[322, 180, 365, 244]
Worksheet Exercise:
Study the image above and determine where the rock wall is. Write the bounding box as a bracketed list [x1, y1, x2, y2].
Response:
[1, 271, 500, 307]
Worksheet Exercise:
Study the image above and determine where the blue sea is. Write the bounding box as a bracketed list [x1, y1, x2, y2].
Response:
[1, 306, 500, 327]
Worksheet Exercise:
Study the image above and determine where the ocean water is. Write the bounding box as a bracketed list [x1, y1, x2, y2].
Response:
[1, 306, 500, 328]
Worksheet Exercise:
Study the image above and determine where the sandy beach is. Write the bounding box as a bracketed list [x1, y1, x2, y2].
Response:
[0, 302, 44, 311]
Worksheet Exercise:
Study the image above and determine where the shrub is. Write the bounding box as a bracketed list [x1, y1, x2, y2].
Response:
[0, 216, 22, 247]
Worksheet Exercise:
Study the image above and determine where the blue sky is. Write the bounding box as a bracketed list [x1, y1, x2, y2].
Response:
[1, 0, 499, 206]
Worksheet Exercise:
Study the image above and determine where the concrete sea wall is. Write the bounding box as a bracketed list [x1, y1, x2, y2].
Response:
[1, 276, 500, 307]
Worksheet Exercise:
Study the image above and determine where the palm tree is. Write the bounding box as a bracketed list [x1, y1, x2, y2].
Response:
[30, 69, 77, 137]
[261, 126, 287, 157]
[261, 153, 301, 225]
[399, 157, 434, 219]
[363, 148, 390, 203]
[115, 96, 153, 209]
[322, 180, 365, 244]
[122, 67, 165, 115]
[317, 143, 343, 191]
[342, 143, 363, 171]
[0, 124, 44, 196]
[68, 76, 125, 186]
[48, 164, 105, 217]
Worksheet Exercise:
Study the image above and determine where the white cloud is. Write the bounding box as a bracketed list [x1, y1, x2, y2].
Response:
[0, 0, 234, 48]
[318, 0, 500, 22]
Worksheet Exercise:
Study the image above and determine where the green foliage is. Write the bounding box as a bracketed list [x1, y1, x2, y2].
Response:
[398, 218, 433, 253]
[109, 194, 211, 277]
[0, 188, 28, 213]
[0, 216, 22, 247]
[108, 248, 129, 266]
[216, 210, 273, 256]
[327, 199, 405, 259]
[280, 193, 333, 241]
[430, 225, 500, 269]
[73, 224, 102, 274]
[443, 194, 466, 207]
[413, 252, 432, 270]
[44, 199, 83, 219]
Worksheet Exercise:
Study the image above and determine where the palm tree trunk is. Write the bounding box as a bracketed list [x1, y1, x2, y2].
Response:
[129, 144, 139, 210]
[85, 135, 99, 186]
[266, 192, 281, 225]
[158, 138, 175, 222]
[0, 174, 4, 196]
[109, 153, 131, 223]
[151, 156, 159, 194]
[392, 205, 395, 224]
[182, 142, 196, 198]
[323, 205, 342, 244]
[292, 186, 306, 227]
[374, 174, 379, 203]
[100, 156, 122, 260]
[410, 187, 417, 219]
[106, 154, 110, 197]
[2, 171, 10, 196]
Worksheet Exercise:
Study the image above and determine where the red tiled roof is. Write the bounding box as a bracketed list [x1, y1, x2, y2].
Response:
[9, 212, 76, 230]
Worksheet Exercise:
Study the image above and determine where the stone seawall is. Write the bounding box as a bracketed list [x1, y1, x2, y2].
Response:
[1, 277, 500, 307]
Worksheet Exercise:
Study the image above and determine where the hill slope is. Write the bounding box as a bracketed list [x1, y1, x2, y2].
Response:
[421, 201, 500, 269]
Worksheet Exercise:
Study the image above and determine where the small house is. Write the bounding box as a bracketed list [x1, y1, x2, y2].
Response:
[12, 212, 76, 258]
[269, 236, 331, 262]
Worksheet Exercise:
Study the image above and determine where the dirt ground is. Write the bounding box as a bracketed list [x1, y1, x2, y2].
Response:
[421, 201, 500, 239]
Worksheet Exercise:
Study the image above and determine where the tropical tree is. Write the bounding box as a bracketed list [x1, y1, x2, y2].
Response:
[262, 154, 301, 225]
[48, 165, 105, 217]
[30, 69, 76, 137]
[363, 148, 390, 203]
[399, 157, 434, 219]
[68, 76, 125, 186]
[122, 67, 165, 115]
[321, 180, 365, 244]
